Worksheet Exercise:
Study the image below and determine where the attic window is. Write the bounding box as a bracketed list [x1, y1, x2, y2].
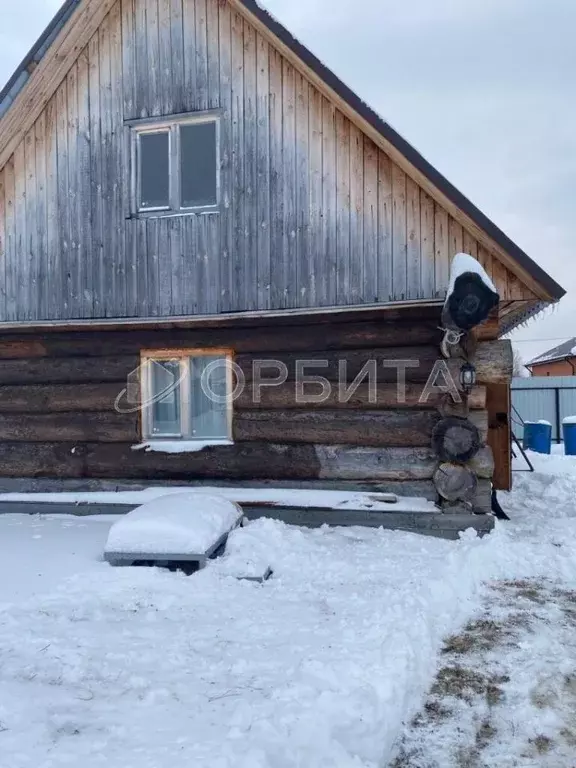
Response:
[132, 114, 219, 214]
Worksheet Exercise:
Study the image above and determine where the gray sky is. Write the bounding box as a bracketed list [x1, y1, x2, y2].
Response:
[1, 0, 574, 364]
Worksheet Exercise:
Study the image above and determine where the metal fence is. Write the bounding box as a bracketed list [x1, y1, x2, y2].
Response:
[511, 376, 576, 442]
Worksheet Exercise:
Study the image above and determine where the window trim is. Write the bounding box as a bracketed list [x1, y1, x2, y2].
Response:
[140, 348, 234, 442]
[130, 112, 221, 216]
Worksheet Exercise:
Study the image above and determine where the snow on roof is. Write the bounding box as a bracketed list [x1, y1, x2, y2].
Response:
[446, 253, 497, 299]
[528, 338, 576, 367]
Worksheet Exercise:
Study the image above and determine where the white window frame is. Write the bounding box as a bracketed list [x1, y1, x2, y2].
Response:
[140, 348, 233, 441]
[130, 112, 220, 216]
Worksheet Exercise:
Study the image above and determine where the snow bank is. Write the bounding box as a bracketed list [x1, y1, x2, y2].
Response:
[2, 454, 576, 766]
[104, 493, 242, 555]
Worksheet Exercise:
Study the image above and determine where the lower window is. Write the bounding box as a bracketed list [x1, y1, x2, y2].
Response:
[140, 350, 232, 441]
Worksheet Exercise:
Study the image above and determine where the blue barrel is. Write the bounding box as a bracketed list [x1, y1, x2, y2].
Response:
[563, 419, 576, 455]
[523, 421, 552, 454]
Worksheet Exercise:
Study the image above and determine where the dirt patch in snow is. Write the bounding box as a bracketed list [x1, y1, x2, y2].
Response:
[389, 578, 576, 767]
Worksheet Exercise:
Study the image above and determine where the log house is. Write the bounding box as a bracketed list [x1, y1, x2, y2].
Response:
[0, 0, 565, 533]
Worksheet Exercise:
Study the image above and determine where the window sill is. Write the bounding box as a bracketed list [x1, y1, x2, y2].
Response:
[133, 439, 233, 454]
[127, 207, 220, 221]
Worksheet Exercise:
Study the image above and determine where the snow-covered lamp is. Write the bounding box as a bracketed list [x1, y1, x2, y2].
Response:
[460, 361, 476, 394]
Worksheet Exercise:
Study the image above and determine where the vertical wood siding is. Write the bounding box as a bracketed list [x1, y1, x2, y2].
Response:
[0, 0, 534, 322]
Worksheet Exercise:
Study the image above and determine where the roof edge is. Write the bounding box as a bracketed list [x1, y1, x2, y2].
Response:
[0, 0, 81, 119]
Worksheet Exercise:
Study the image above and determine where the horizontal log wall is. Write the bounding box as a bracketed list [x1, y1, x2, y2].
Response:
[0, 320, 502, 484]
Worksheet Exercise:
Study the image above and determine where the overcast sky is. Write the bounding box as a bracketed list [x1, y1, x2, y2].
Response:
[1, 0, 574, 364]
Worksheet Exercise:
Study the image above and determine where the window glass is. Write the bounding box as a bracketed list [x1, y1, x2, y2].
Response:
[150, 359, 181, 435]
[190, 355, 229, 438]
[180, 122, 217, 208]
[140, 131, 170, 209]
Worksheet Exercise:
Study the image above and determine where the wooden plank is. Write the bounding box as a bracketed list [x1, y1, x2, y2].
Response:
[195, 215, 208, 314]
[169, 0, 185, 113]
[88, 31, 104, 317]
[295, 72, 310, 307]
[158, 0, 174, 115]
[24, 127, 37, 321]
[157, 216, 172, 315]
[308, 84, 323, 307]
[420, 190, 435, 299]
[349, 122, 363, 304]
[110, 1, 125, 317]
[434, 204, 449, 297]
[0, 355, 137, 385]
[99, 14, 114, 317]
[182, 215, 197, 314]
[206, 0, 220, 109]
[268, 45, 283, 309]
[44, 97, 59, 320]
[282, 59, 297, 308]
[195, 0, 209, 111]
[230, 9, 245, 311]
[448, 216, 463, 260]
[146, 218, 160, 316]
[66, 65, 80, 318]
[0, 412, 138, 442]
[145, 0, 162, 116]
[406, 176, 420, 299]
[167, 217, 183, 315]
[3, 157, 16, 322]
[391, 162, 407, 299]
[335, 109, 350, 305]
[256, 32, 271, 309]
[487, 381, 511, 491]
[34, 112, 47, 321]
[182, 0, 197, 113]
[243, 19, 258, 309]
[321, 98, 337, 306]
[363, 136, 378, 303]
[462, 229, 478, 259]
[76, 48, 92, 318]
[134, 0, 149, 116]
[14, 140, 28, 320]
[377, 150, 393, 301]
[218, 0, 232, 311]
[121, 0, 137, 119]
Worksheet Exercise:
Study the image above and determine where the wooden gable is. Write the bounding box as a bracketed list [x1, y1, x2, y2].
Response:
[0, 0, 559, 327]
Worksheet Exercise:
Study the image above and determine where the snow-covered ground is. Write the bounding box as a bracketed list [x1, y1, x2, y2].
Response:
[1, 452, 576, 767]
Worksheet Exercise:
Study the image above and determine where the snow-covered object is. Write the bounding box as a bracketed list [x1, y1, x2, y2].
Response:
[104, 493, 243, 556]
[571, 346, 576, 356]
[0, 486, 438, 513]
[133, 439, 233, 453]
[538, 419, 552, 426]
[446, 252, 497, 297]
[563, 415, 576, 425]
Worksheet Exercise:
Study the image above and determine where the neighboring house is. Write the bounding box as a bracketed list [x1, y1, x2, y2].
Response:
[527, 340, 576, 377]
[0, 0, 565, 528]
